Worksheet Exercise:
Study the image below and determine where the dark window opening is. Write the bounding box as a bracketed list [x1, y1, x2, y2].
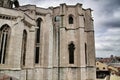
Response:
[36, 29, 40, 43]
[22, 30, 27, 66]
[35, 18, 42, 64]
[96, 71, 110, 79]
[97, 67, 99, 70]
[0, 34, 4, 63]
[35, 47, 39, 63]
[69, 16, 73, 24]
[23, 51, 26, 66]
[68, 42, 75, 64]
[36, 18, 42, 43]
[0, 24, 10, 64]
[3, 34, 8, 64]
[103, 67, 105, 69]
[36, 18, 42, 27]
[85, 43, 87, 65]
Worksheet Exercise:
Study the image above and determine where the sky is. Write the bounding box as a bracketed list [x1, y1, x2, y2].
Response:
[19, 0, 120, 58]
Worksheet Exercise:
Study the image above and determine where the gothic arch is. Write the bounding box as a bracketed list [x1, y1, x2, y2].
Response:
[0, 24, 11, 64]
[21, 30, 27, 66]
[0, 24, 11, 30]
[68, 41, 75, 64]
[36, 18, 42, 28]
[35, 18, 43, 64]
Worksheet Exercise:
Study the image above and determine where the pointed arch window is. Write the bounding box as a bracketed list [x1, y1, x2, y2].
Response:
[69, 15, 73, 24]
[35, 18, 42, 64]
[21, 30, 27, 66]
[68, 42, 75, 64]
[0, 24, 10, 64]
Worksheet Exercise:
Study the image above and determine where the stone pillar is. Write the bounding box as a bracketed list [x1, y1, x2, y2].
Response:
[46, 13, 53, 68]
[25, 26, 36, 68]
[79, 15, 86, 80]
[79, 15, 85, 67]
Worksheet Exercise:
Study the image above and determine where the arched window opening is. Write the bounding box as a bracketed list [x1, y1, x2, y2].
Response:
[68, 42, 75, 64]
[36, 18, 42, 43]
[35, 18, 42, 64]
[69, 15, 73, 24]
[21, 30, 27, 66]
[0, 24, 10, 64]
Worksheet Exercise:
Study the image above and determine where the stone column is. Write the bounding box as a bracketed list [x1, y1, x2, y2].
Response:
[79, 15, 85, 67]
[25, 26, 36, 68]
[79, 15, 86, 80]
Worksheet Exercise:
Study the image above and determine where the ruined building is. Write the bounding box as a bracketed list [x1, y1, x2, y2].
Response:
[0, 0, 96, 80]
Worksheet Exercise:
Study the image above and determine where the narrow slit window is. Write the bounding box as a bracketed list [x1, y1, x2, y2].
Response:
[35, 18, 42, 64]
[85, 43, 87, 65]
[0, 24, 10, 64]
[85, 43, 88, 64]
[35, 47, 39, 63]
[21, 30, 27, 66]
[68, 42, 75, 64]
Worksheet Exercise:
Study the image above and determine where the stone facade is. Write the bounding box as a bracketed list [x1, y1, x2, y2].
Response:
[0, 1, 96, 80]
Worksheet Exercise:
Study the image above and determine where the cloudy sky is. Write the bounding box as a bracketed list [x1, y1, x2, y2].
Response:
[19, 0, 120, 58]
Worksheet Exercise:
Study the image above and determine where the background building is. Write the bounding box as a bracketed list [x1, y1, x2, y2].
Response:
[96, 55, 120, 80]
[0, 0, 96, 80]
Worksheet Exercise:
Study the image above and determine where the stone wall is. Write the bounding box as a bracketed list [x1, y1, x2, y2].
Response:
[0, 3, 96, 80]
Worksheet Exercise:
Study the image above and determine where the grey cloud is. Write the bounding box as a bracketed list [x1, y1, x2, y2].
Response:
[19, 0, 44, 5]
[99, 0, 120, 13]
[97, 44, 115, 51]
[103, 20, 120, 28]
[95, 28, 120, 57]
[93, 0, 120, 24]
